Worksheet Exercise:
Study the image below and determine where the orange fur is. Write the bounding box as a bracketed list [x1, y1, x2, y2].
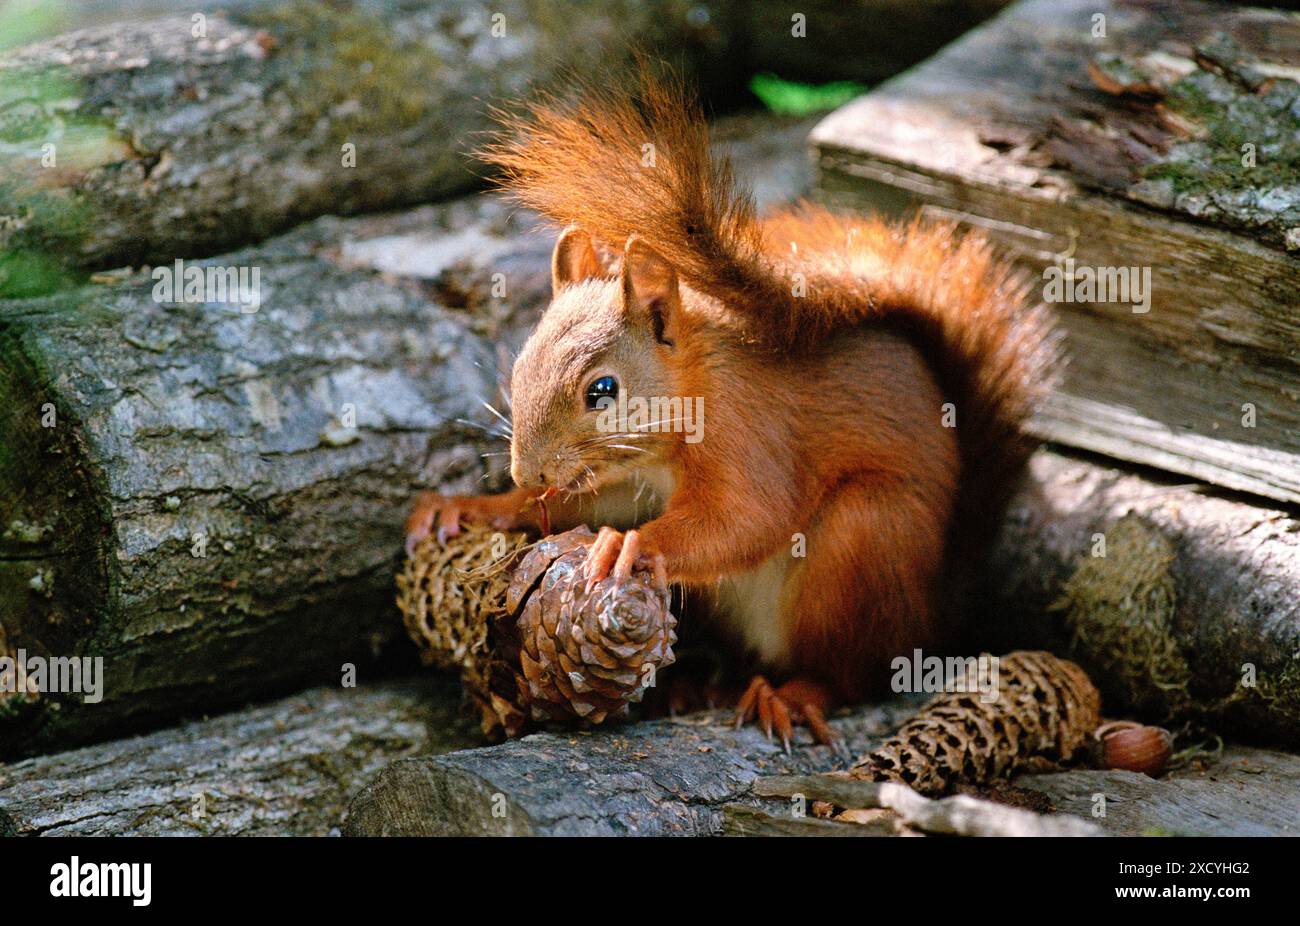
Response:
[461, 68, 1060, 701]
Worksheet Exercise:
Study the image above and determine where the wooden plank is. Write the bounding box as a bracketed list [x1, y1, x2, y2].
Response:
[811, 0, 1300, 505]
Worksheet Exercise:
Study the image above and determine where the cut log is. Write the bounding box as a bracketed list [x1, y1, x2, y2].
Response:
[0, 195, 546, 756]
[0, 111, 813, 756]
[980, 450, 1300, 747]
[0, 0, 1010, 293]
[0, 0, 748, 289]
[0, 678, 478, 836]
[811, 0, 1300, 505]
[342, 699, 927, 836]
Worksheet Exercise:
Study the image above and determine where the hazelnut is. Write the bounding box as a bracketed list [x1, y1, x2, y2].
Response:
[1095, 721, 1173, 777]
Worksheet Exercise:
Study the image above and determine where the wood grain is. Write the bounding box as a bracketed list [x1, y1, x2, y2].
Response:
[812, 0, 1300, 504]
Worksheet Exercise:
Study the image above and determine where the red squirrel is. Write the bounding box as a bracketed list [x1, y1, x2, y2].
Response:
[406, 72, 1058, 750]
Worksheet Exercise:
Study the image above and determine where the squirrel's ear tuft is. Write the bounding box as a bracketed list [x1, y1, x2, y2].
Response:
[551, 226, 602, 292]
[621, 236, 680, 347]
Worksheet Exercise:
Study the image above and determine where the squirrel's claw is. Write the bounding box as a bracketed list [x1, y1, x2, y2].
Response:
[434, 505, 462, 546]
[405, 492, 521, 555]
[583, 527, 659, 594]
[583, 526, 622, 593]
[404, 491, 441, 555]
[734, 675, 844, 758]
[404, 494, 463, 553]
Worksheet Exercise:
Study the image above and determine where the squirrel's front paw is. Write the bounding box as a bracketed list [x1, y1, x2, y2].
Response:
[582, 527, 667, 593]
[404, 492, 519, 555]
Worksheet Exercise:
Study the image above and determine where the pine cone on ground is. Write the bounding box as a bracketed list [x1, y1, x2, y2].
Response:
[398, 525, 676, 738]
[850, 650, 1101, 795]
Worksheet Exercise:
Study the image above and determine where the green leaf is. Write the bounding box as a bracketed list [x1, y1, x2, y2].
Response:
[749, 73, 868, 116]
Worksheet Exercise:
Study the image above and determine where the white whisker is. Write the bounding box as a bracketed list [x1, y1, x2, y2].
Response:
[481, 400, 514, 433]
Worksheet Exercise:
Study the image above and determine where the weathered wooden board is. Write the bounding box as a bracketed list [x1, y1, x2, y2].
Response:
[0, 678, 479, 836]
[812, 0, 1300, 505]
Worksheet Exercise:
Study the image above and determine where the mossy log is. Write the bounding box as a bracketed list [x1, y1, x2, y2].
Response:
[0, 0, 1014, 294]
[0, 0, 746, 291]
[981, 451, 1300, 747]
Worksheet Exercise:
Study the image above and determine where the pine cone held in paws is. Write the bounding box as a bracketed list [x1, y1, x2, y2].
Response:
[398, 525, 676, 737]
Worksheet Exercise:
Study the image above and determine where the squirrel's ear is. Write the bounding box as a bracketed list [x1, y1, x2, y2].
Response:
[551, 226, 602, 292]
[621, 236, 679, 347]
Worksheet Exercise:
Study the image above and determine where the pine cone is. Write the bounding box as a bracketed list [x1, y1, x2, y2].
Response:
[398, 525, 676, 737]
[508, 532, 675, 724]
[850, 651, 1100, 795]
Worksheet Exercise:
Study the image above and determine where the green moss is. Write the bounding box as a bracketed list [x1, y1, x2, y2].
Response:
[1142, 70, 1300, 201]
[0, 248, 83, 298]
[749, 73, 868, 115]
[238, 0, 441, 144]
[0, 67, 111, 294]
[1239, 650, 1300, 730]
[1052, 515, 1300, 743]
[1051, 515, 1192, 721]
[0, 691, 39, 723]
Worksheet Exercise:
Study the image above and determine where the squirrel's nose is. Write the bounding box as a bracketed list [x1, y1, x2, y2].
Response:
[510, 458, 547, 488]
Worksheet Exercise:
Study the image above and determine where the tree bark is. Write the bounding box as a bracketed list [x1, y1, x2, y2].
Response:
[0, 0, 749, 288]
[342, 699, 925, 836]
[0, 196, 546, 755]
[0, 678, 479, 836]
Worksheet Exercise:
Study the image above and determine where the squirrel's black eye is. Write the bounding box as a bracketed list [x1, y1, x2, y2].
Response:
[584, 375, 618, 410]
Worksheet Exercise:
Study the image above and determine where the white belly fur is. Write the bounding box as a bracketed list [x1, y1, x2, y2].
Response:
[713, 553, 797, 667]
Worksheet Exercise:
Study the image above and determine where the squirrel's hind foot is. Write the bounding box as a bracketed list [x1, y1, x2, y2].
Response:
[734, 675, 849, 759]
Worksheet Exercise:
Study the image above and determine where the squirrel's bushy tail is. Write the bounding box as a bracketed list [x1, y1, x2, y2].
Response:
[483, 66, 1060, 523]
